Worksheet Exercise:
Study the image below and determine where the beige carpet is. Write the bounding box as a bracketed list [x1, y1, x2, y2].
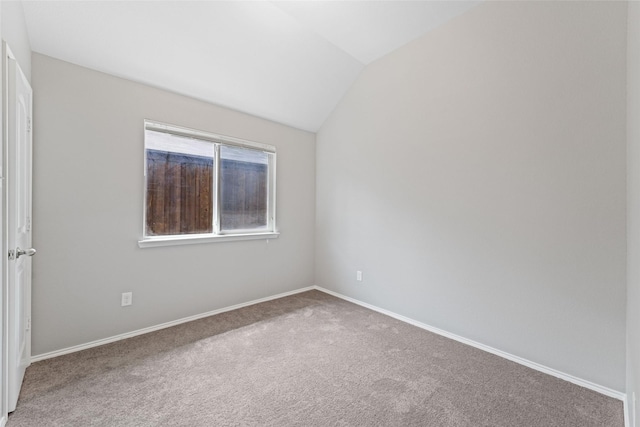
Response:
[8, 290, 623, 426]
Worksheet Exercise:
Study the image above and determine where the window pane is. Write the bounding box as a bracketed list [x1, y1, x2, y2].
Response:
[145, 131, 214, 236]
[220, 145, 269, 232]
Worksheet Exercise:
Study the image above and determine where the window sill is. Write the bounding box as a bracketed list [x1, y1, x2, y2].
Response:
[138, 232, 280, 248]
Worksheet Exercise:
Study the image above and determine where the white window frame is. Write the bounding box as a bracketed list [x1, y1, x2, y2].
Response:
[138, 120, 278, 248]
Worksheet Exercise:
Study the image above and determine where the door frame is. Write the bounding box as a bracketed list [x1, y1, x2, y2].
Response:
[0, 40, 10, 427]
[0, 41, 10, 427]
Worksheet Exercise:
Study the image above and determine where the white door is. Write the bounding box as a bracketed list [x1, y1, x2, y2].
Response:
[6, 47, 33, 413]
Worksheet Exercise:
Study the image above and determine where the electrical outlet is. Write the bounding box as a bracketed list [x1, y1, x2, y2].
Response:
[121, 292, 132, 307]
[356, 271, 363, 282]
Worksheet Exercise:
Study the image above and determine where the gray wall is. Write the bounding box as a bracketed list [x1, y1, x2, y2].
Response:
[1, 0, 30, 81]
[628, 1, 640, 424]
[31, 54, 316, 356]
[316, 1, 627, 391]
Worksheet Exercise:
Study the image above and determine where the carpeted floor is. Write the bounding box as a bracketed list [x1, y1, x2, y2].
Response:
[7, 290, 623, 426]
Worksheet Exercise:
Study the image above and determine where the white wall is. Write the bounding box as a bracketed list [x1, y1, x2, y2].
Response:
[30, 54, 316, 356]
[316, 1, 627, 391]
[627, 1, 640, 424]
[1, 0, 30, 81]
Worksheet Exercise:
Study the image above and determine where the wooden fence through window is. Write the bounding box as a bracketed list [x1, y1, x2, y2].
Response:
[220, 159, 268, 230]
[146, 150, 268, 235]
[146, 150, 213, 236]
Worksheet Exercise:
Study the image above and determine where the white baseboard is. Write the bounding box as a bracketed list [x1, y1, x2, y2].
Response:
[31, 286, 315, 363]
[30, 284, 629, 426]
[314, 286, 627, 403]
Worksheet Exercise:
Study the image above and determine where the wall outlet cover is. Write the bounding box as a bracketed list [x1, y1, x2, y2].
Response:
[121, 292, 133, 307]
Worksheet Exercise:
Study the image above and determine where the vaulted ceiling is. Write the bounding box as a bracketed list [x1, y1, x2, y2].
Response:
[22, 1, 480, 132]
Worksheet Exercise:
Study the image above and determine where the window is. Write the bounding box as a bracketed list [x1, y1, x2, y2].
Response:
[139, 121, 277, 247]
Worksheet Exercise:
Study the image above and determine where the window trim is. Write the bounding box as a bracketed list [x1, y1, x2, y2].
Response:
[139, 120, 277, 248]
[138, 232, 280, 248]
[144, 121, 276, 153]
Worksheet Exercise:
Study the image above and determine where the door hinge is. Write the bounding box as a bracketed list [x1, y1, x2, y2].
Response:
[27, 117, 32, 133]
[26, 316, 31, 332]
[27, 216, 31, 232]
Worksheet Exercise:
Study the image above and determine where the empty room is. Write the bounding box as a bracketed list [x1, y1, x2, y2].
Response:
[0, 0, 638, 426]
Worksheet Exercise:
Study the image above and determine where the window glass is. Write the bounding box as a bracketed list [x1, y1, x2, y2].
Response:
[145, 131, 214, 236]
[220, 145, 269, 232]
[142, 122, 276, 241]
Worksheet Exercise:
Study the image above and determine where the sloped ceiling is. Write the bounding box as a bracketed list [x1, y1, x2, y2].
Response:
[22, 1, 480, 132]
